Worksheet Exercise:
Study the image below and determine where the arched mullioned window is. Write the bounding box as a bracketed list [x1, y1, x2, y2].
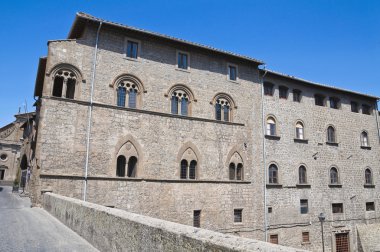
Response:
[51, 67, 79, 99]
[228, 152, 243, 181]
[330, 167, 339, 184]
[113, 75, 144, 109]
[295, 121, 304, 139]
[179, 147, 198, 179]
[365, 168, 373, 185]
[299, 165, 307, 184]
[116, 156, 126, 177]
[167, 84, 194, 116]
[115, 140, 140, 178]
[268, 164, 278, 184]
[266, 117, 277, 136]
[361, 131, 369, 147]
[212, 93, 235, 122]
[327, 126, 336, 143]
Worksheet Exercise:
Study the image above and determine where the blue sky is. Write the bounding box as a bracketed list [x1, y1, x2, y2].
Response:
[0, 0, 379, 126]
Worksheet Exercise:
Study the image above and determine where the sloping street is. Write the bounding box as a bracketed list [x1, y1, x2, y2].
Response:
[0, 186, 98, 252]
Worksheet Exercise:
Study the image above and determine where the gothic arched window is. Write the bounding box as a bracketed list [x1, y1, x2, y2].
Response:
[361, 131, 369, 147]
[299, 165, 307, 184]
[213, 93, 235, 122]
[327, 126, 336, 143]
[296, 121, 304, 139]
[52, 69, 78, 99]
[268, 164, 278, 184]
[365, 168, 373, 185]
[330, 167, 339, 184]
[179, 147, 198, 179]
[228, 152, 243, 181]
[116, 155, 126, 177]
[114, 75, 144, 109]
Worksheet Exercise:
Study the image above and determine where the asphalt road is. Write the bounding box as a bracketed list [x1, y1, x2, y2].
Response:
[0, 186, 98, 252]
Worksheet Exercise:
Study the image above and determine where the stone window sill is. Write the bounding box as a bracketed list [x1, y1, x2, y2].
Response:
[294, 138, 308, 144]
[124, 56, 140, 62]
[301, 242, 311, 245]
[360, 146, 371, 150]
[364, 184, 375, 188]
[266, 184, 283, 188]
[329, 184, 342, 188]
[265, 135, 281, 140]
[326, 142, 339, 147]
[296, 184, 311, 188]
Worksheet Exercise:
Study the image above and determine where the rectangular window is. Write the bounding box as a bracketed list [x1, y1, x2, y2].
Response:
[178, 52, 188, 69]
[315, 94, 325, 106]
[126, 40, 138, 59]
[193, 210, 201, 227]
[293, 89, 302, 102]
[268, 207, 272, 213]
[264, 83, 274, 96]
[228, 65, 237, 81]
[351, 101, 359, 113]
[279, 86, 288, 99]
[366, 202, 375, 211]
[269, 234, 278, 244]
[329, 97, 340, 109]
[332, 203, 343, 213]
[234, 209, 242, 223]
[362, 104, 371, 115]
[300, 199, 308, 214]
[302, 232, 310, 243]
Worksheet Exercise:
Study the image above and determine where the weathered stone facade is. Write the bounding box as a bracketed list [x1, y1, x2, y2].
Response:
[29, 12, 380, 251]
[0, 113, 34, 186]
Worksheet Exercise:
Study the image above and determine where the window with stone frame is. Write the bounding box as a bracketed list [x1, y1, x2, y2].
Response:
[302, 232, 310, 243]
[228, 64, 237, 81]
[366, 202, 375, 211]
[269, 234, 278, 244]
[295, 121, 304, 139]
[314, 94, 325, 106]
[279, 86, 289, 99]
[329, 97, 340, 109]
[180, 147, 198, 180]
[116, 141, 139, 178]
[264, 82, 274, 96]
[361, 131, 369, 147]
[234, 209, 242, 223]
[300, 199, 308, 214]
[171, 89, 189, 116]
[193, 210, 201, 227]
[332, 203, 343, 213]
[115, 75, 144, 109]
[229, 152, 243, 181]
[362, 104, 371, 115]
[213, 94, 235, 122]
[52, 69, 77, 99]
[365, 168, 373, 185]
[330, 167, 339, 184]
[327, 126, 336, 143]
[293, 89, 302, 102]
[268, 164, 279, 184]
[126, 40, 139, 59]
[177, 52, 189, 70]
[299, 165, 307, 184]
[266, 117, 277, 136]
[351, 101, 359, 113]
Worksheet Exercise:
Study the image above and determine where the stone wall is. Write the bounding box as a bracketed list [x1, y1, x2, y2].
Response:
[42, 192, 308, 252]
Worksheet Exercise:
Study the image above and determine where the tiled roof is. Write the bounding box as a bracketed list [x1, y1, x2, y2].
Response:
[70, 12, 264, 65]
[263, 69, 379, 100]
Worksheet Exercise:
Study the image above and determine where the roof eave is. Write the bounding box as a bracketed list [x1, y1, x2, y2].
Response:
[69, 12, 264, 65]
[261, 69, 379, 100]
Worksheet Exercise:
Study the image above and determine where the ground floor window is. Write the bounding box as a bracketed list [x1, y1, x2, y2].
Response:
[0, 169, 4, 180]
[335, 233, 349, 252]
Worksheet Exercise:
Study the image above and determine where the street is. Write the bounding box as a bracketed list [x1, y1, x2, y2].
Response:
[0, 186, 98, 252]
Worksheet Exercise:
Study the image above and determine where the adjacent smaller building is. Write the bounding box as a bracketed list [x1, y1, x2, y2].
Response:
[0, 112, 35, 186]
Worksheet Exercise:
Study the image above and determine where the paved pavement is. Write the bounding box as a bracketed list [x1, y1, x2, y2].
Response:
[0, 186, 98, 252]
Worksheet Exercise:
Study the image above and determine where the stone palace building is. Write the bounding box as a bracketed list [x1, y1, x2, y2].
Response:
[27, 12, 379, 251]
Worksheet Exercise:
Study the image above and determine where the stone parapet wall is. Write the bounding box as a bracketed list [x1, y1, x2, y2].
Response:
[42, 192, 308, 252]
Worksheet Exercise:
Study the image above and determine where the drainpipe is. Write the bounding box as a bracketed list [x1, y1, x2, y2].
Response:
[83, 21, 102, 201]
[260, 66, 268, 241]
[375, 99, 380, 143]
